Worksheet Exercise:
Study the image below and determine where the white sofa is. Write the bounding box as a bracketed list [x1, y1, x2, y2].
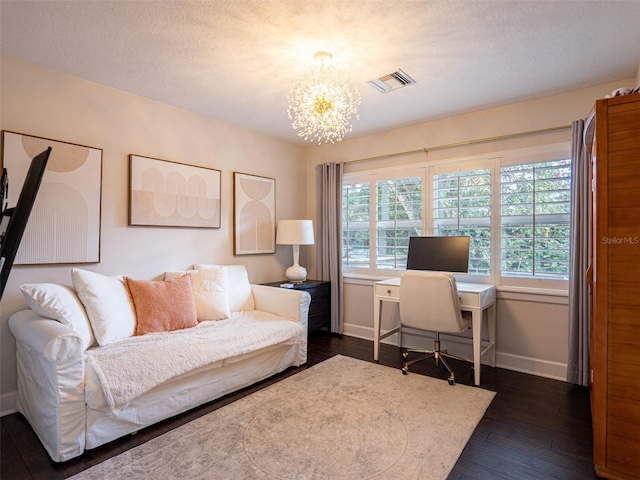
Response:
[8, 265, 310, 462]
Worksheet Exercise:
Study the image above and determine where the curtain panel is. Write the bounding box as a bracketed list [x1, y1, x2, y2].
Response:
[315, 162, 344, 333]
[566, 119, 591, 386]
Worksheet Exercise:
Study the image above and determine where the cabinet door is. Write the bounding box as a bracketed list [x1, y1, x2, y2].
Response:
[592, 93, 640, 480]
[604, 95, 640, 478]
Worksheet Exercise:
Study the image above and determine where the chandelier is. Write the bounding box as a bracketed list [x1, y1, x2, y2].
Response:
[287, 52, 360, 144]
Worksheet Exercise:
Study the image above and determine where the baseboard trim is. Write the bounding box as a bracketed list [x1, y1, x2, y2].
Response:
[495, 352, 566, 381]
[1, 391, 17, 417]
[342, 323, 374, 341]
[343, 322, 568, 382]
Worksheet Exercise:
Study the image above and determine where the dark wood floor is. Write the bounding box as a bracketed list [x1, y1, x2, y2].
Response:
[1, 333, 597, 479]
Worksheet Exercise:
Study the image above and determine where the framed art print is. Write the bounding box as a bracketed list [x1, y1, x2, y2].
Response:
[1, 131, 102, 265]
[129, 155, 221, 228]
[233, 172, 275, 255]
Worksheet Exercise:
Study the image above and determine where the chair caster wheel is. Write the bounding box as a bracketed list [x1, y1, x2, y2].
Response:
[402, 368, 408, 375]
[402, 352, 408, 360]
[448, 378, 455, 386]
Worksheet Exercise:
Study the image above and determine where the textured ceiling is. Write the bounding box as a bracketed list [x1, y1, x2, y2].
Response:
[1, 0, 640, 145]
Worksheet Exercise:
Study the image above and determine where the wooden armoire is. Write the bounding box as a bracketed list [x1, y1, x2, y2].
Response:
[586, 92, 640, 480]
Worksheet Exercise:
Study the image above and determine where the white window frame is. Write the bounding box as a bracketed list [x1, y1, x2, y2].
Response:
[428, 159, 495, 285]
[342, 167, 425, 278]
[341, 142, 571, 292]
[375, 174, 424, 271]
[342, 174, 372, 271]
[497, 145, 571, 291]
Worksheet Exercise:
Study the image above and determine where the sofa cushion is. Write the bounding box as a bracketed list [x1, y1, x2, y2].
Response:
[164, 267, 231, 320]
[71, 268, 136, 346]
[125, 274, 198, 335]
[20, 283, 96, 349]
[192, 264, 254, 312]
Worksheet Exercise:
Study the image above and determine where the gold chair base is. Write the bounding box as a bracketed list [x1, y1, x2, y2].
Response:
[401, 337, 472, 386]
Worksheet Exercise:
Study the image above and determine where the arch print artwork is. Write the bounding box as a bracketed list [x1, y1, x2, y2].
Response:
[1, 131, 102, 264]
[129, 155, 221, 228]
[233, 172, 275, 255]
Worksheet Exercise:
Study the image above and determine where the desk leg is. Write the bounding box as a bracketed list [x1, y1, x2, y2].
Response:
[488, 303, 496, 368]
[373, 297, 382, 362]
[472, 309, 481, 386]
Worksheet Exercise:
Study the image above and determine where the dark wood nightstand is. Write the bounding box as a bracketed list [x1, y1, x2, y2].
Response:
[261, 280, 331, 334]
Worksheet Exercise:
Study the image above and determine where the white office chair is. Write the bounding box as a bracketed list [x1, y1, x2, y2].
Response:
[399, 270, 473, 385]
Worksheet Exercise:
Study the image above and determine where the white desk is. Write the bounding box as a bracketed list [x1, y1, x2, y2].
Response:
[373, 277, 496, 386]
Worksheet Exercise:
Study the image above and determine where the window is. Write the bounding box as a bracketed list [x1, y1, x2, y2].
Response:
[500, 159, 571, 280]
[341, 144, 571, 289]
[376, 176, 422, 269]
[433, 168, 491, 275]
[342, 170, 423, 274]
[342, 181, 370, 268]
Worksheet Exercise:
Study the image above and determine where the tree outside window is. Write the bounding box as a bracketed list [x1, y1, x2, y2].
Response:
[500, 159, 571, 279]
[376, 177, 422, 269]
[341, 151, 571, 285]
[342, 182, 370, 268]
[433, 168, 491, 275]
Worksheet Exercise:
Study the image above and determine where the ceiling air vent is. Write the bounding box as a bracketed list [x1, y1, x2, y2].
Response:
[368, 69, 416, 93]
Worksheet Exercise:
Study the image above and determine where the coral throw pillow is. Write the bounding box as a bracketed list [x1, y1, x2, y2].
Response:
[125, 275, 198, 335]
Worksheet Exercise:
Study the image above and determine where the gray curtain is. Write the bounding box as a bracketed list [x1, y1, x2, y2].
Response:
[315, 162, 344, 334]
[566, 119, 591, 386]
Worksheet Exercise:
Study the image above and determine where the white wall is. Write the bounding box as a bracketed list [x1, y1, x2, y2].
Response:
[0, 55, 307, 413]
[305, 77, 636, 381]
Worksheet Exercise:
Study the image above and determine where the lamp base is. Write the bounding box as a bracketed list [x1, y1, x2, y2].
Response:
[285, 264, 307, 284]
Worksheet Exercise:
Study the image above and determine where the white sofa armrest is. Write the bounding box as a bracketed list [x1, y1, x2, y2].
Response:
[8, 310, 86, 462]
[250, 284, 311, 330]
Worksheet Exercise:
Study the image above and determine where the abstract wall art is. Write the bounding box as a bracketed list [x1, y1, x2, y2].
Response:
[129, 155, 221, 228]
[1, 131, 102, 265]
[233, 172, 276, 255]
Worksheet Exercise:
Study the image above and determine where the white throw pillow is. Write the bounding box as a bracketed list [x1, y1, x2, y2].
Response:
[20, 283, 96, 349]
[164, 267, 231, 320]
[192, 264, 255, 312]
[71, 268, 136, 346]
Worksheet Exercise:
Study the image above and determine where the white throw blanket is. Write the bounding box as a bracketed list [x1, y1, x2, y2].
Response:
[85, 311, 306, 413]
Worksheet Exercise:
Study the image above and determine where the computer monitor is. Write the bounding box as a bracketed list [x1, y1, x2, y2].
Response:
[406, 236, 470, 273]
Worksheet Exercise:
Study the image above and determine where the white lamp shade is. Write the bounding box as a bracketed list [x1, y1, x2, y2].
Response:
[276, 220, 314, 245]
[276, 220, 314, 283]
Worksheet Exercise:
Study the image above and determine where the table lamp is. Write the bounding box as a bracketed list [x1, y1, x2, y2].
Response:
[276, 219, 314, 283]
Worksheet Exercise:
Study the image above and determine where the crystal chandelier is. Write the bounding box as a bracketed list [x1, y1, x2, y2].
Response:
[287, 52, 360, 144]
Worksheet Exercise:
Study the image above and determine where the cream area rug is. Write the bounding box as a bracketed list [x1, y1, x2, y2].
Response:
[70, 355, 495, 480]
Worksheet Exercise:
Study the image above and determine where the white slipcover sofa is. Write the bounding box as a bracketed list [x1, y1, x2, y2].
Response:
[8, 264, 310, 462]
